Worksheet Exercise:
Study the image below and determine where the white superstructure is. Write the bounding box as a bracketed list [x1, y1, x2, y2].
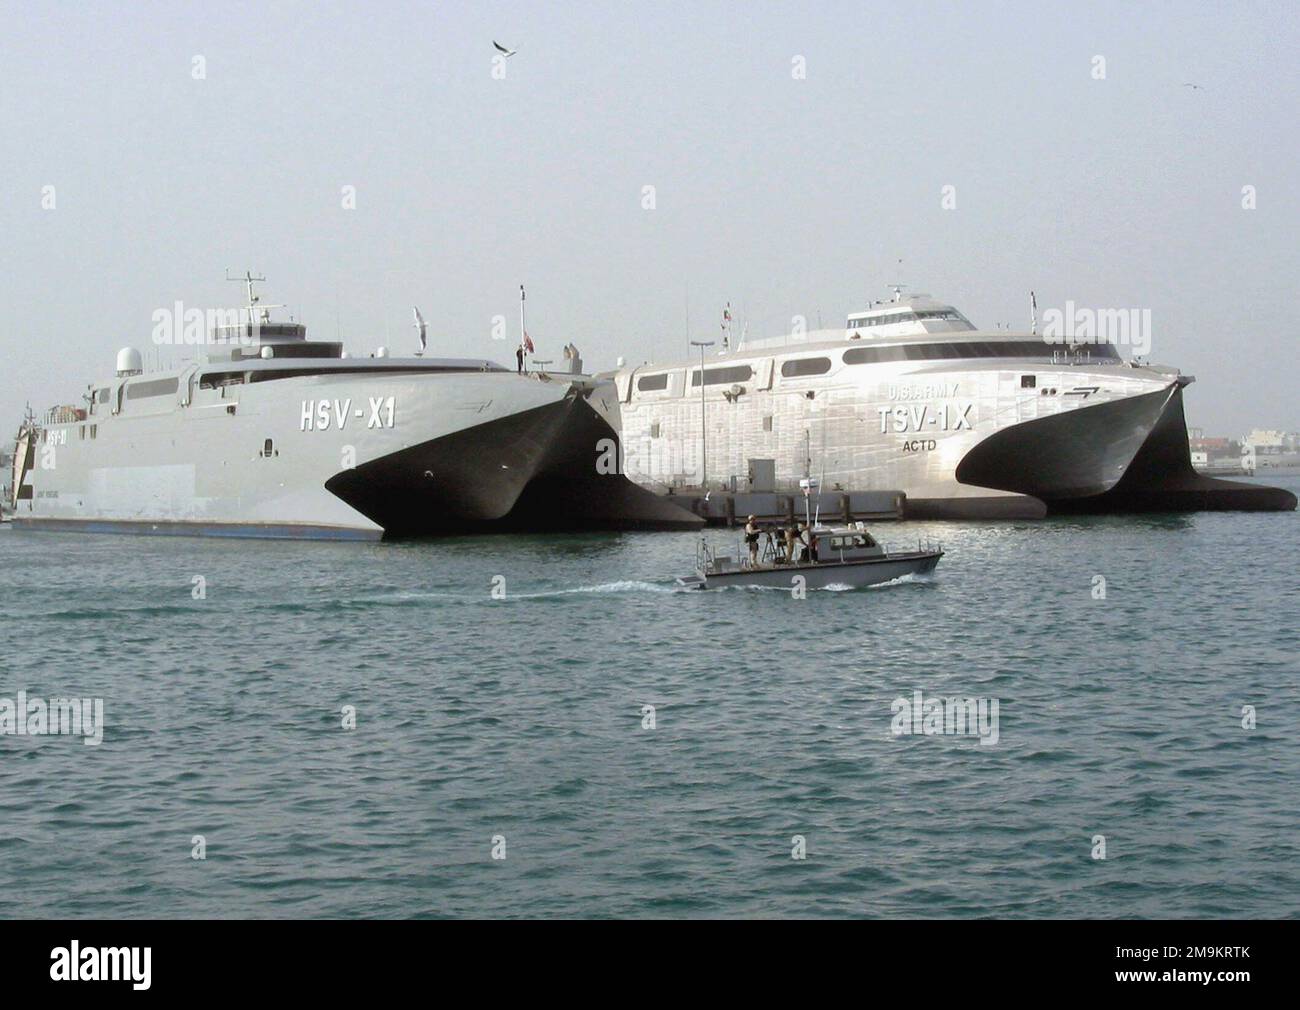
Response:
[610, 290, 1293, 517]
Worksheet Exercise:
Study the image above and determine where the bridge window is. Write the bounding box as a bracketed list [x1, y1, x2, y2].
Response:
[843, 345, 908, 365]
[843, 340, 1120, 366]
[780, 357, 832, 377]
[690, 365, 753, 387]
[126, 377, 180, 399]
[636, 372, 670, 392]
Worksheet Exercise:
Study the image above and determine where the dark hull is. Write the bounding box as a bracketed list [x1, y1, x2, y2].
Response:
[325, 390, 703, 536]
[956, 384, 1296, 514]
[684, 549, 943, 590]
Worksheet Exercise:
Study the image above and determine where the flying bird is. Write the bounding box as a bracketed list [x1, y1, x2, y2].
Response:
[1182, 82, 1203, 90]
[412, 306, 427, 355]
[493, 40, 517, 57]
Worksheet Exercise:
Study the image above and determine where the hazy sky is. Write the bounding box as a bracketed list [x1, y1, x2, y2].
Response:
[2, 0, 1295, 436]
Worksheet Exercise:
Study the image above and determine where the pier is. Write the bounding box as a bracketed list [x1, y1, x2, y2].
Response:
[657, 488, 906, 526]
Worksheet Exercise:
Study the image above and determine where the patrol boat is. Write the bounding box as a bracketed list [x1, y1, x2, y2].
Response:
[677, 479, 942, 589]
[9, 276, 700, 540]
[677, 524, 942, 590]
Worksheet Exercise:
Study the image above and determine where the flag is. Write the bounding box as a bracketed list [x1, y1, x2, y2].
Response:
[524, 331, 535, 353]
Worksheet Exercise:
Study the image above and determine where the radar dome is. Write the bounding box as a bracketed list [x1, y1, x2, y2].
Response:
[116, 347, 143, 376]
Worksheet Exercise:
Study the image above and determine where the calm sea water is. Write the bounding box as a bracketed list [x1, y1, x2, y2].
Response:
[2, 475, 1297, 919]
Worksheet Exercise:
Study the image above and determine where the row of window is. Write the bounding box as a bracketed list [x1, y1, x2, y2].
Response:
[93, 364, 505, 401]
[634, 341, 1118, 391]
[848, 309, 969, 329]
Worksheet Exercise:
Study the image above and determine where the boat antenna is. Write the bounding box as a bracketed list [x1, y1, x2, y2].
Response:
[812, 411, 828, 526]
[814, 444, 827, 526]
[226, 270, 280, 326]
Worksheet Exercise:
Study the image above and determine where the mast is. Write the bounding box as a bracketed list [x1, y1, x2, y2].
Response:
[519, 285, 527, 371]
[690, 340, 714, 489]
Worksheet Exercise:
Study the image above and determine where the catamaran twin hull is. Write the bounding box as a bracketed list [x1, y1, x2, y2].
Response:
[12, 366, 702, 540]
[612, 344, 1296, 519]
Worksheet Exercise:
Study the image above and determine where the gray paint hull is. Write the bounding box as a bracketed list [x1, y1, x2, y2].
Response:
[613, 343, 1295, 515]
[14, 367, 701, 540]
[684, 550, 942, 590]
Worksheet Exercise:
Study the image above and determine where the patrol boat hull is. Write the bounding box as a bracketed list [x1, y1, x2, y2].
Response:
[679, 549, 942, 590]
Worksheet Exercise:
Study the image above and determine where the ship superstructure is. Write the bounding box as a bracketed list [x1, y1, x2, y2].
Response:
[611, 290, 1296, 517]
[10, 277, 700, 538]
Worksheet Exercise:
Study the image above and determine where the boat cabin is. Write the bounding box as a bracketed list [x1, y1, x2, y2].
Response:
[816, 527, 886, 562]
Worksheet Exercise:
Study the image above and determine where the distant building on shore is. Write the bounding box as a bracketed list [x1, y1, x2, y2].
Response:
[1241, 429, 1297, 455]
[1187, 427, 1298, 472]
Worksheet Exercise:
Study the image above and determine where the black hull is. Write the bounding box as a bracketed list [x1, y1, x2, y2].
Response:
[1049, 385, 1296, 513]
[955, 384, 1295, 515]
[325, 392, 703, 536]
[905, 495, 1047, 520]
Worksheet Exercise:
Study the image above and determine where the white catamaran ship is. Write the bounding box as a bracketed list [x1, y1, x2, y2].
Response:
[610, 291, 1296, 518]
[9, 277, 700, 539]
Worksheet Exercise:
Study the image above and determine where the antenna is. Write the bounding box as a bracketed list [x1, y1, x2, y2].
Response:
[225, 270, 281, 326]
[226, 269, 264, 308]
[885, 283, 907, 303]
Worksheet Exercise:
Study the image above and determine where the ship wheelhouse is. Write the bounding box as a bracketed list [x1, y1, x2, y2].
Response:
[847, 294, 977, 337]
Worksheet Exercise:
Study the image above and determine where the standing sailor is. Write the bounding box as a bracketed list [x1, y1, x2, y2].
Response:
[795, 522, 811, 563]
[744, 514, 760, 568]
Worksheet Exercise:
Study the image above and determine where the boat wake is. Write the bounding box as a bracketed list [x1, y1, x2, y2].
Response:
[365, 580, 684, 605]
[507, 580, 682, 599]
[702, 571, 937, 593]
[867, 571, 937, 589]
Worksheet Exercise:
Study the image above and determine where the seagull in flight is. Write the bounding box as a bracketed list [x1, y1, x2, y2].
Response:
[493, 40, 518, 58]
[412, 306, 427, 356]
[1182, 82, 1203, 90]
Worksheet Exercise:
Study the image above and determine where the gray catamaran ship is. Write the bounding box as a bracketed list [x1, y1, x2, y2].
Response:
[9, 277, 700, 540]
[611, 290, 1296, 518]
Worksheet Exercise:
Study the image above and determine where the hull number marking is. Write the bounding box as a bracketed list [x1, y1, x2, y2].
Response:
[877, 402, 972, 433]
[301, 397, 395, 431]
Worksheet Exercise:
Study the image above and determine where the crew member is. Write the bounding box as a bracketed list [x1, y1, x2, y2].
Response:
[744, 515, 760, 567]
[785, 523, 800, 564]
[515, 346, 524, 373]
